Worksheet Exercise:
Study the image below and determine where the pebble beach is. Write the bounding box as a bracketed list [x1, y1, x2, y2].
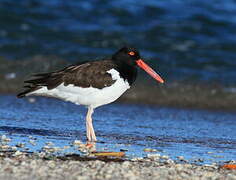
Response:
[0, 151, 236, 180]
[0, 135, 236, 180]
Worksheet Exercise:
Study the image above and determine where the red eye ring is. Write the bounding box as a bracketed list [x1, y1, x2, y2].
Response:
[128, 51, 135, 56]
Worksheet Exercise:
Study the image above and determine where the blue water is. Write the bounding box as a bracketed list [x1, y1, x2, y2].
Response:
[0, 95, 236, 163]
[0, 0, 236, 84]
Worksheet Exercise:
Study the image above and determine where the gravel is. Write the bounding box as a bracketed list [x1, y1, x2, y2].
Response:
[0, 135, 235, 180]
[0, 152, 235, 180]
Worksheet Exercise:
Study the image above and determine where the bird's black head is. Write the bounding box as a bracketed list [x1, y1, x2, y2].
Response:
[112, 46, 165, 84]
[112, 47, 141, 66]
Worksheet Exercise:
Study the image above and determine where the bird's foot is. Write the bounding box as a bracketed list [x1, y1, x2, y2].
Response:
[86, 136, 97, 145]
[85, 141, 96, 152]
[85, 142, 95, 148]
[86, 135, 97, 151]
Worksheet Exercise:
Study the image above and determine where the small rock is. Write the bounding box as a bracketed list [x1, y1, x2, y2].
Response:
[143, 148, 157, 152]
[161, 155, 169, 160]
[37, 152, 46, 158]
[28, 136, 37, 140]
[120, 148, 128, 152]
[147, 153, 161, 160]
[14, 151, 23, 156]
[204, 164, 217, 169]
[45, 142, 54, 146]
[16, 143, 25, 148]
[122, 161, 130, 167]
[177, 156, 187, 162]
[1, 135, 11, 142]
[11, 146, 17, 151]
[53, 147, 61, 152]
[1, 135, 7, 140]
[78, 148, 88, 153]
[131, 157, 143, 161]
[42, 145, 50, 149]
[0, 145, 10, 150]
[165, 159, 174, 164]
[48, 161, 56, 168]
[73, 140, 82, 146]
[42, 146, 56, 153]
[194, 158, 204, 163]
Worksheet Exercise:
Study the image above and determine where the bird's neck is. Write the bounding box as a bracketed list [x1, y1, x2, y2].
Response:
[113, 60, 137, 86]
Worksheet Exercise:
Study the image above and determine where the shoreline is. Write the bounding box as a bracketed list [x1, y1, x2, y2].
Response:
[119, 82, 236, 112]
[0, 151, 235, 180]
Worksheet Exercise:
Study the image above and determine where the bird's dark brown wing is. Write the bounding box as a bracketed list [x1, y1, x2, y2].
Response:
[17, 60, 117, 98]
[62, 60, 116, 89]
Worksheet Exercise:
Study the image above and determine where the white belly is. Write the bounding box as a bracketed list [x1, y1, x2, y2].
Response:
[29, 69, 130, 108]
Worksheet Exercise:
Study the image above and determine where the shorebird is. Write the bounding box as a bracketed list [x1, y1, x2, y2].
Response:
[17, 47, 164, 142]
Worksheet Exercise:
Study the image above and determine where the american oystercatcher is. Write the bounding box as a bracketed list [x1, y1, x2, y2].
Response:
[17, 47, 164, 142]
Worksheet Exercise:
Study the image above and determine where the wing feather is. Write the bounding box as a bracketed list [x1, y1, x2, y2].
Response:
[17, 60, 117, 98]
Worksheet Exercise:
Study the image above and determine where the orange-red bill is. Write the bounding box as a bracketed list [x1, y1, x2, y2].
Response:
[136, 59, 164, 83]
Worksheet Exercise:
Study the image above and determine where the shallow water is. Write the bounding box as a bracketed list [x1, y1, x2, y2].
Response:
[0, 95, 236, 163]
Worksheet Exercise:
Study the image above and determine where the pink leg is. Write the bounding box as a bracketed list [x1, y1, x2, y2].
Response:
[86, 107, 97, 142]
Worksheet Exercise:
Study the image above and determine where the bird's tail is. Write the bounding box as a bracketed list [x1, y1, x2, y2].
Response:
[17, 72, 63, 98]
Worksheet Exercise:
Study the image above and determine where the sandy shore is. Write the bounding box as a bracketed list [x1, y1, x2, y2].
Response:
[0, 152, 235, 180]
